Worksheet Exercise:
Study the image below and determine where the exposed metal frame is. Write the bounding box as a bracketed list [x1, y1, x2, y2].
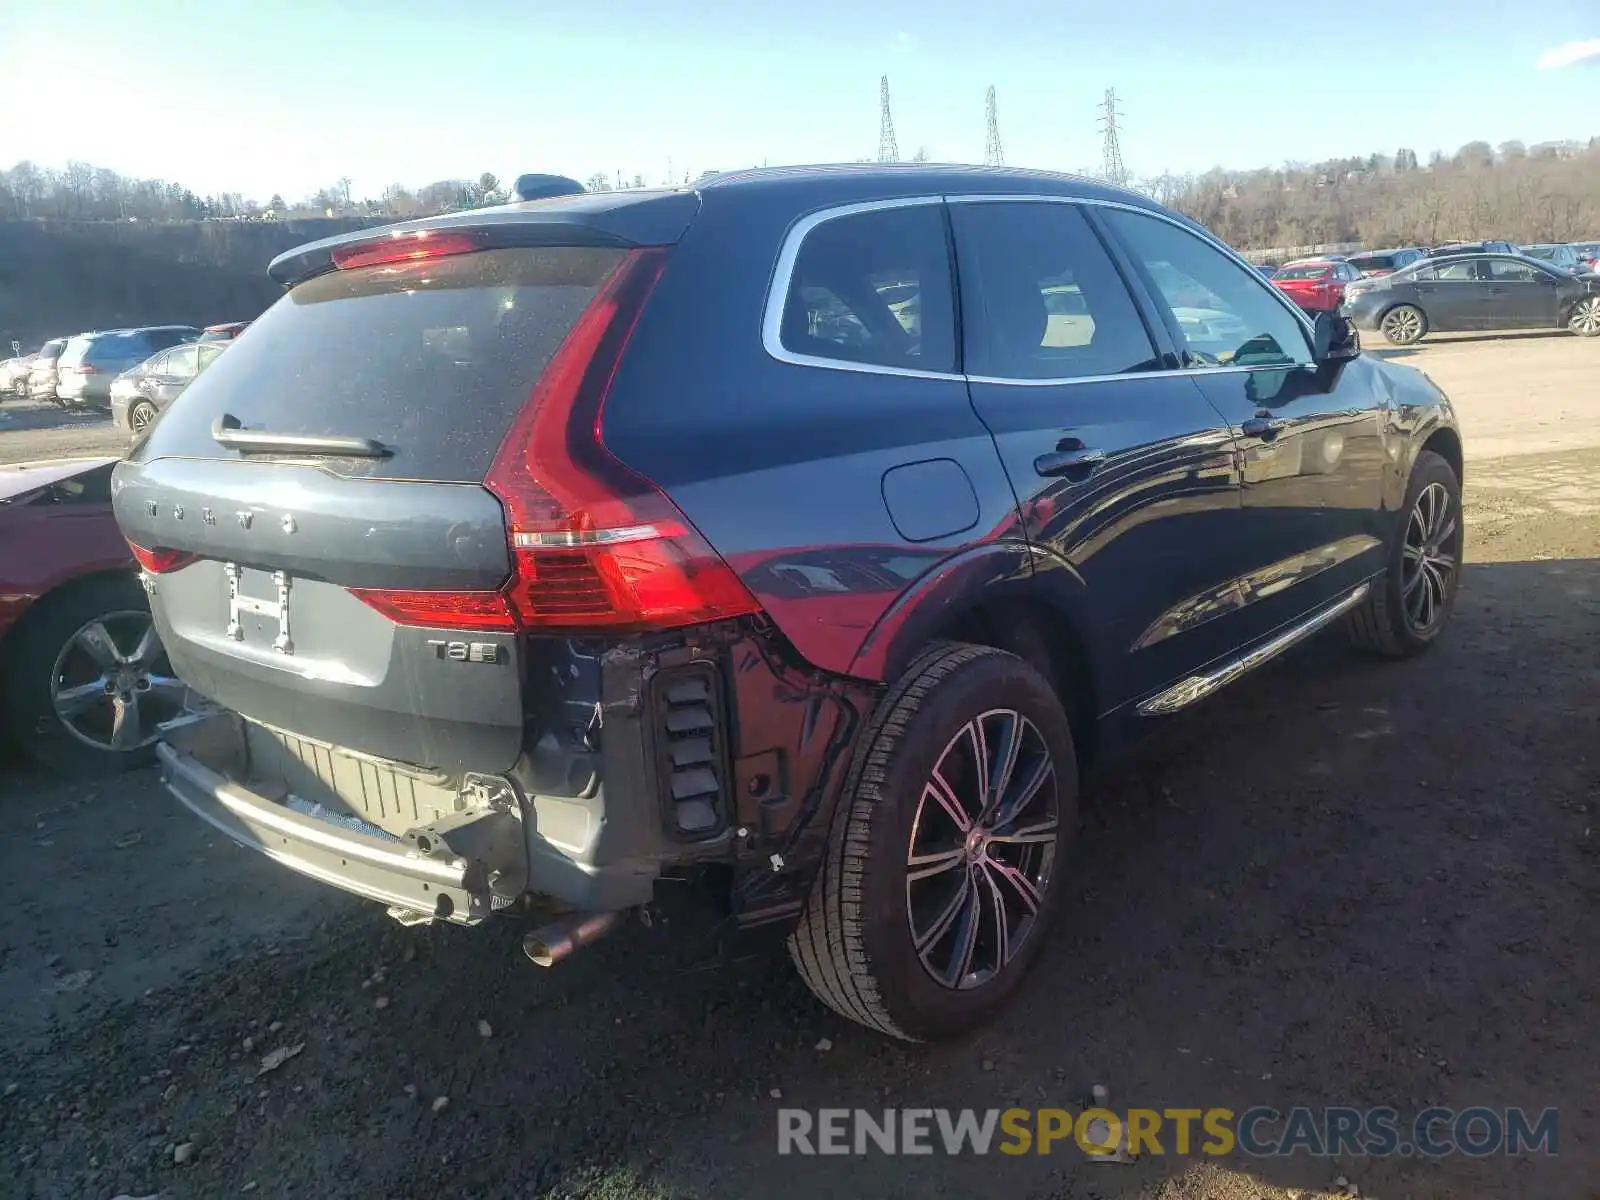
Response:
[760, 191, 1319, 386]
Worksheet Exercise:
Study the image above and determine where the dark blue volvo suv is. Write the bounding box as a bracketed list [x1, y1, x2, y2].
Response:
[112, 165, 1463, 1040]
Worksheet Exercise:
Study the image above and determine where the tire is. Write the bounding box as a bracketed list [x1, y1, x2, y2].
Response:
[1567, 295, 1600, 337]
[1379, 304, 1428, 345]
[128, 400, 157, 434]
[1347, 449, 1463, 658]
[788, 643, 1079, 1041]
[2, 575, 183, 775]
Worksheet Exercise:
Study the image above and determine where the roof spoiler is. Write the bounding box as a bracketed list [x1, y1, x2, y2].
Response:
[513, 174, 586, 202]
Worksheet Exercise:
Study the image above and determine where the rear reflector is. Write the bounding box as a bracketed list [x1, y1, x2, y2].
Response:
[351, 246, 762, 634]
[331, 230, 483, 271]
[128, 543, 197, 574]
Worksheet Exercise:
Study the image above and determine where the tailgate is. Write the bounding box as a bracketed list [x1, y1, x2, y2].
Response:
[112, 240, 641, 774]
[114, 457, 523, 773]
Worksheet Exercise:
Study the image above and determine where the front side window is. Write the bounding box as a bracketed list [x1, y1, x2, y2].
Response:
[950, 201, 1159, 380]
[1102, 208, 1310, 368]
[1487, 260, 1542, 283]
[779, 203, 956, 373]
[1434, 260, 1479, 282]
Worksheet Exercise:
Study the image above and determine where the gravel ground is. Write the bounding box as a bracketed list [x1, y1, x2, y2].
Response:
[0, 335, 1596, 1199]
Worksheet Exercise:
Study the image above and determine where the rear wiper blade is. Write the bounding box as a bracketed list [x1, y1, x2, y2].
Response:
[211, 413, 391, 458]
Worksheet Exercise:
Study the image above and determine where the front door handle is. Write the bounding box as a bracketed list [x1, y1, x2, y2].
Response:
[1034, 446, 1108, 479]
[1241, 415, 1286, 440]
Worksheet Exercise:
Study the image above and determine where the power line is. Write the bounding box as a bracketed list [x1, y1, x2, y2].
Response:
[983, 86, 1004, 167]
[878, 75, 900, 164]
[1098, 88, 1130, 188]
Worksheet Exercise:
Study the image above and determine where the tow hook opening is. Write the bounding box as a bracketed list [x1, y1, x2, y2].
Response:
[522, 909, 629, 967]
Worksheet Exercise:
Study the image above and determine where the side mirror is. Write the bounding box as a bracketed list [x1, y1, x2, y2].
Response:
[1311, 310, 1360, 362]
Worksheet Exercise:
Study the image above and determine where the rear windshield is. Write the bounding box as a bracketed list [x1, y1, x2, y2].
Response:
[137, 246, 626, 482]
[1349, 254, 1396, 271]
[1274, 263, 1331, 280]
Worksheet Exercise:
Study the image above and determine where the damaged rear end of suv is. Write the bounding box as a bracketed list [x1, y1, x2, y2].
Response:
[112, 187, 877, 980]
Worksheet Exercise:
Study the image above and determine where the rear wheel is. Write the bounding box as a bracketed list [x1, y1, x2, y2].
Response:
[3, 576, 186, 774]
[788, 643, 1078, 1041]
[1347, 449, 1462, 658]
[1380, 304, 1427, 345]
[1567, 296, 1600, 337]
[128, 400, 157, 434]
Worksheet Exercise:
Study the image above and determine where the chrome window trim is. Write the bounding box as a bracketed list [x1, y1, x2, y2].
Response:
[761, 196, 961, 381]
[761, 192, 1316, 385]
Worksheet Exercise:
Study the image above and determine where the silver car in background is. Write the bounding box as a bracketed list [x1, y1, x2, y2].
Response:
[111, 340, 229, 435]
[56, 326, 200, 408]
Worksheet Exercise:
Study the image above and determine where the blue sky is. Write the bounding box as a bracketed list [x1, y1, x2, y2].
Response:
[1, 0, 1596, 202]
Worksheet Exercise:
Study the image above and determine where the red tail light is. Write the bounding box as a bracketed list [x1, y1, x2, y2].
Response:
[128, 542, 197, 573]
[331, 230, 483, 271]
[76, 364, 101, 375]
[351, 247, 762, 634]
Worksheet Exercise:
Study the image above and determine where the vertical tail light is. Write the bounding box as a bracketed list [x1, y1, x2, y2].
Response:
[350, 247, 761, 634]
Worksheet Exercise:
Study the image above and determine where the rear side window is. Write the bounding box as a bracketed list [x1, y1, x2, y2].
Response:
[779, 204, 956, 373]
[166, 345, 200, 376]
[144, 328, 194, 352]
[1434, 260, 1478, 281]
[140, 246, 626, 482]
[82, 333, 151, 363]
[950, 201, 1159, 380]
[1274, 263, 1332, 280]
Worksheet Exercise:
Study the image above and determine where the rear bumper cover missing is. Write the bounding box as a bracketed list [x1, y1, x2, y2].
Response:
[156, 710, 658, 924]
[157, 731, 497, 925]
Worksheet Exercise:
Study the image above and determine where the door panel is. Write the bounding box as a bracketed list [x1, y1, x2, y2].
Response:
[1098, 206, 1392, 629]
[947, 200, 1245, 709]
[1483, 260, 1560, 327]
[1417, 259, 1485, 330]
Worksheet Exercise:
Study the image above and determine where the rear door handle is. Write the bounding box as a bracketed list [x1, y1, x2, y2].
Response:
[1034, 446, 1108, 479]
[1241, 416, 1286, 440]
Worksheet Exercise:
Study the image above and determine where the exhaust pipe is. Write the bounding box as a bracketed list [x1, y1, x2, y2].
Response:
[522, 909, 626, 967]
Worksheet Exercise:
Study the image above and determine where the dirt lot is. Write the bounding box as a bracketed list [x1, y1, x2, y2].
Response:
[0, 333, 1596, 1199]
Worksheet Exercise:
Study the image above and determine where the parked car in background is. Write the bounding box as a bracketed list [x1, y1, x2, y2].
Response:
[26, 338, 69, 404]
[111, 341, 229, 435]
[1270, 258, 1363, 312]
[1572, 242, 1600, 273]
[1344, 252, 1600, 344]
[1427, 240, 1516, 257]
[116, 165, 1464, 1040]
[199, 321, 251, 342]
[1253, 262, 1279, 277]
[1520, 244, 1585, 274]
[55, 326, 201, 408]
[0, 457, 183, 773]
[1346, 247, 1426, 277]
[1, 353, 36, 397]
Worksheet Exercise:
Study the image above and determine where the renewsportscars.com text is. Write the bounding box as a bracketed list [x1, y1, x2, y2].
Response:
[777, 1106, 1558, 1158]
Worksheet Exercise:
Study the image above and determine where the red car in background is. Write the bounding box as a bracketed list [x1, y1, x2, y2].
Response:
[1270, 258, 1365, 313]
[0, 458, 184, 773]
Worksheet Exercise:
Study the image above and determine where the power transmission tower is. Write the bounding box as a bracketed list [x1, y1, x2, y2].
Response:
[878, 75, 900, 163]
[1098, 88, 1130, 187]
[983, 86, 1004, 166]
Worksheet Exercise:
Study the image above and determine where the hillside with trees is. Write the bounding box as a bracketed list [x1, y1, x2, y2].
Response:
[1147, 139, 1600, 251]
[2, 138, 1597, 350]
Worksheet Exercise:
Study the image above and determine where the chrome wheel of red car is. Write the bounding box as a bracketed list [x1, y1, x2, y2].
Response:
[49, 610, 183, 752]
